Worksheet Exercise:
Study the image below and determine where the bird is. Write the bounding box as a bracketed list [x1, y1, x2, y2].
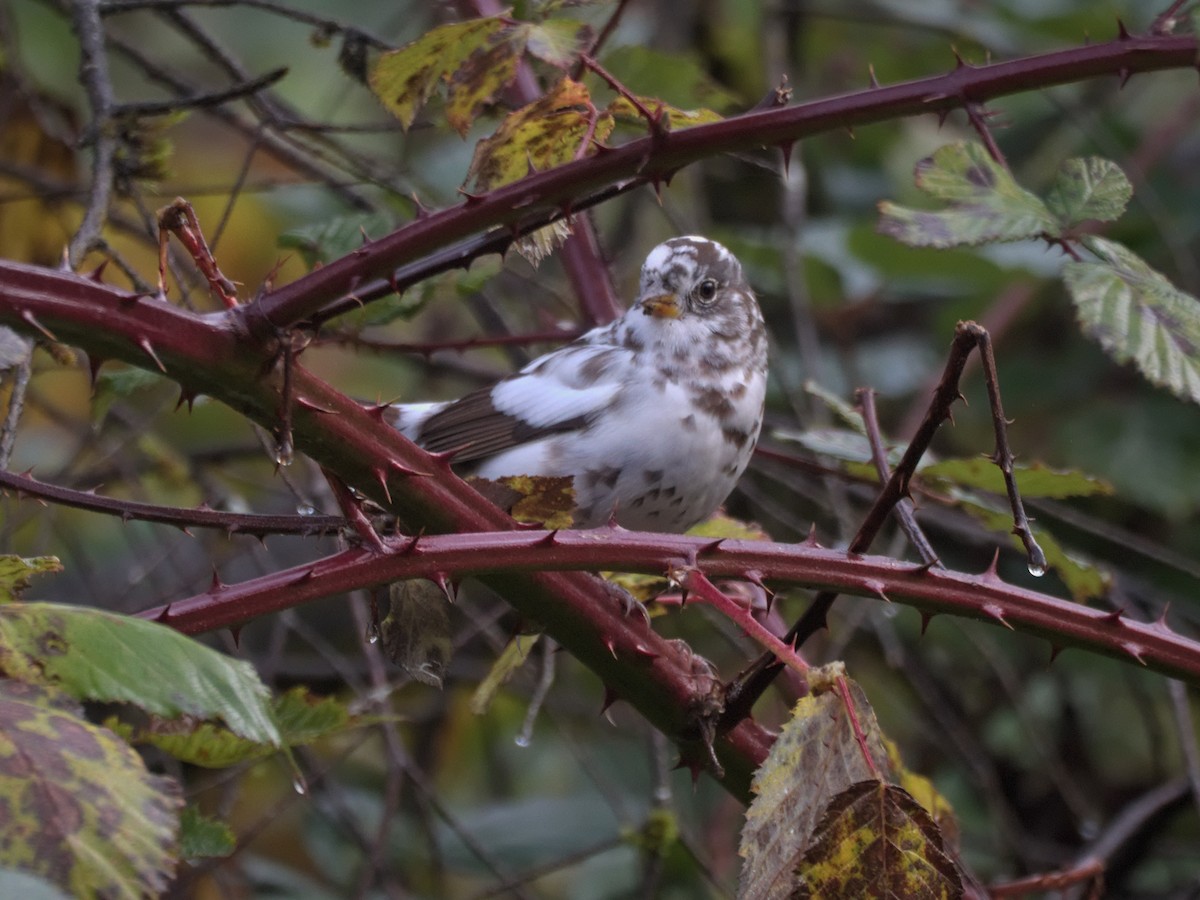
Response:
[390, 236, 767, 532]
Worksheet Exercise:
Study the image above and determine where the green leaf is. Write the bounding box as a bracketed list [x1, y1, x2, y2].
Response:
[597, 45, 738, 111]
[179, 806, 235, 860]
[803, 381, 867, 434]
[1044, 157, 1132, 226]
[121, 686, 364, 768]
[0, 556, 61, 604]
[920, 458, 1113, 499]
[0, 680, 181, 898]
[470, 635, 538, 715]
[0, 602, 279, 746]
[368, 15, 517, 134]
[278, 211, 396, 270]
[878, 141, 1058, 247]
[1064, 237, 1200, 405]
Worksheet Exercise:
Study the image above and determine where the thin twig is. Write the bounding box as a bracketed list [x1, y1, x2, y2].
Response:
[857, 388, 941, 567]
[1167, 679, 1200, 820]
[0, 338, 34, 469]
[0, 468, 345, 536]
[68, 0, 119, 266]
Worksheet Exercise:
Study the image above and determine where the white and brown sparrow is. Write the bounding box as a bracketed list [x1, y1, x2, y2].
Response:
[391, 236, 767, 531]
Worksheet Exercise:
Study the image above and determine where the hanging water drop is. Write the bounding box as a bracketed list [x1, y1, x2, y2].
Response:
[273, 440, 294, 467]
[292, 775, 308, 795]
[1028, 561, 1046, 577]
[365, 622, 380, 644]
[513, 731, 531, 748]
[296, 503, 316, 516]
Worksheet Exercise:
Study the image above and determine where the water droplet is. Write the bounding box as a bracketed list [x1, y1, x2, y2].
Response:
[273, 441, 294, 467]
[1028, 561, 1046, 577]
[365, 622, 380, 644]
[292, 775, 308, 795]
[513, 732, 531, 748]
[296, 503, 316, 516]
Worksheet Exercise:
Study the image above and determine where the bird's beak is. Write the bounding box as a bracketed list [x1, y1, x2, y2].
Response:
[640, 293, 680, 318]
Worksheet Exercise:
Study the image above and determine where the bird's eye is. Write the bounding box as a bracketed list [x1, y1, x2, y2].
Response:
[695, 278, 719, 304]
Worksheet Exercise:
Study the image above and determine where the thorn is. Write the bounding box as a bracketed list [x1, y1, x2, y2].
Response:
[372, 467, 391, 504]
[1099, 607, 1126, 627]
[533, 529, 559, 547]
[229, 624, 243, 648]
[952, 46, 968, 69]
[778, 142, 793, 176]
[431, 572, 456, 603]
[604, 636, 618, 658]
[982, 548, 1003, 581]
[631, 643, 659, 660]
[600, 685, 619, 715]
[844, 126, 855, 140]
[425, 444, 467, 466]
[803, 524, 821, 547]
[864, 579, 889, 602]
[295, 396, 337, 414]
[87, 354, 106, 389]
[1120, 641, 1147, 665]
[411, 192, 430, 219]
[20, 309, 58, 342]
[1116, 18, 1132, 40]
[649, 173, 664, 205]
[390, 458, 430, 478]
[936, 108, 952, 128]
[1116, 67, 1133, 89]
[137, 337, 166, 372]
[981, 603, 1013, 630]
[209, 568, 225, 593]
[457, 187, 486, 205]
[88, 260, 109, 282]
[919, 612, 934, 635]
[175, 388, 197, 413]
[1049, 644, 1063, 664]
[909, 558, 940, 575]
[697, 538, 725, 556]
[1154, 603, 1172, 630]
[363, 402, 390, 421]
[741, 569, 774, 597]
[397, 531, 423, 555]
[868, 64, 879, 88]
[154, 603, 174, 623]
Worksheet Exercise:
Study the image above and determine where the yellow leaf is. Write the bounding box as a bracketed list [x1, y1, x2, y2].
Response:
[607, 95, 723, 130]
[468, 77, 614, 191]
[368, 15, 515, 133]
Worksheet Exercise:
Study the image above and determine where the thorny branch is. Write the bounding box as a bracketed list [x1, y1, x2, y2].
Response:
[722, 322, 1045, 728]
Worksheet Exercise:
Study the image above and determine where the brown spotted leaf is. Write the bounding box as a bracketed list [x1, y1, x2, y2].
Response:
[468, 77, 614, 191]
[793, 781, 962, 899]
[739, 673, 893, 900]
[369, 14, 516, 135]
[0, 680, 181, 898]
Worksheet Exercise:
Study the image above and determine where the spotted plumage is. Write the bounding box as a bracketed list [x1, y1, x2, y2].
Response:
[391, 236, 768, 531]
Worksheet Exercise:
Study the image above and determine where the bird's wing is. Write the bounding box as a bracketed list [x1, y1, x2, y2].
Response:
[415, 342, 630, 462]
